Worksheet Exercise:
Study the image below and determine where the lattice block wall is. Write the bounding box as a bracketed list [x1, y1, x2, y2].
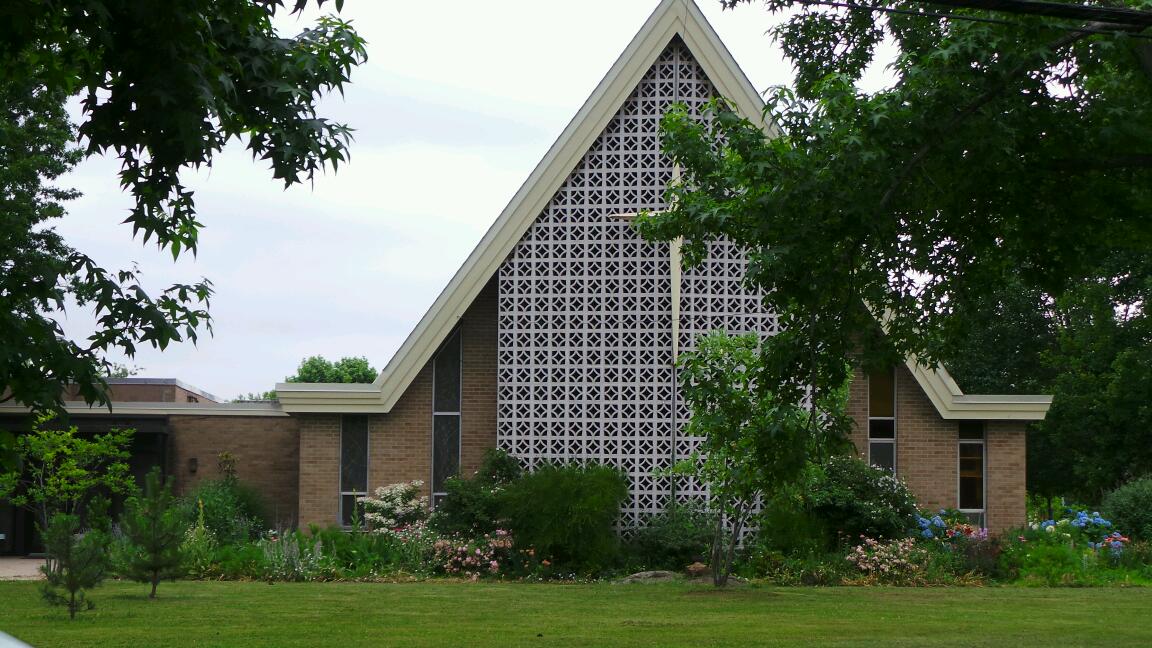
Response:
[497, 41, 778, 525]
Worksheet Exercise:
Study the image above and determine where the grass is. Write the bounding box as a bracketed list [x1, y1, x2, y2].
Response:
[1, 580, 1151, 647]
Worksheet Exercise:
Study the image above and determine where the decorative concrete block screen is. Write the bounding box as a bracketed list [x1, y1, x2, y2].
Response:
[496, 40, 778, 526]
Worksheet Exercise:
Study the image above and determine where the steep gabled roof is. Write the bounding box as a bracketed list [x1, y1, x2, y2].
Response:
[276, 0, 1051, 421]
[276, 0, 765, 414]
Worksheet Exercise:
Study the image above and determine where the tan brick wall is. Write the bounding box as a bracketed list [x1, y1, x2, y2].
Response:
[846, 364, 1027, 535]
[986, 421, 1027, 533]
[460, 279, 499, 478]
[167, 414, 300, 527]
[297, 279, 499, 527]
[298, 414, 341, 529]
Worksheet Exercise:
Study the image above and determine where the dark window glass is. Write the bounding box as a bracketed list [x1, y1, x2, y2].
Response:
[868, 368, 895, 418]
[959, 443, 985, 510]
[433, 415, 460, 494]
[959, 421, 985, 440]
[340, 415, 369, 494]
[340, 494, 363, 527]
[868, 419, 895, 439]
[434, 331, 462, 413]
[869, 442, 895, 473]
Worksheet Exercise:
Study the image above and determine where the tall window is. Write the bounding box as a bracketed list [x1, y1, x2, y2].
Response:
[958, 421, 986, 527]
[868, 367, 896, 473]
[340, 414, 369, 527]
[432, 329, 462, 507]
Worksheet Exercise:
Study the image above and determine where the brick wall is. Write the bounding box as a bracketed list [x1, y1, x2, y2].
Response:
[986, 420, 1027, 532]
[292, 277, 1028, 533]
[167, 414, 300, 527]
[846, 363, 1028, 534]
[297, 414, 341, 529]
[296, 279, 499, 528]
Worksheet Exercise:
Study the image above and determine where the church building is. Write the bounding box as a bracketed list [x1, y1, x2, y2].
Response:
[273, 0, 1050, 532]
[0, 0, 1050, 554]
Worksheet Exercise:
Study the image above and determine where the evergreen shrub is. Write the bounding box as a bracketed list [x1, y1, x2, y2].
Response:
[498, 462, 629, 573]
[1103, 477, 1152, 542]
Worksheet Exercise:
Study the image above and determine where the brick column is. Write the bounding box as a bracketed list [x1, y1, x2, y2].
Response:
[298, 414, 341, 529]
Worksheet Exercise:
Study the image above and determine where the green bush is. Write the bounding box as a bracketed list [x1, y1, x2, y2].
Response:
[474, 448, 523, 486]
[756, 492, 834, 556]
[1002, 540, 1085, 586]
[736, 547, 851, 585]
[429, 449, 523, 537]
[758, 456, 918, 554]
[428, 476, 502, 537]
[181, 478, 268, 545]
[498, 462, 629, 573]
[624, 502, 713, 571]
[1103, 477, 1152, 542]
[805, 455, 918, 545]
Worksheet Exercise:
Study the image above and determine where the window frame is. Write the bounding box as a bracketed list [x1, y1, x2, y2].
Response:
[867, 367, 897, 474]
[957, 422, 987, 528]
[339, 414, 370, 528]
[431, 328, 463, 507]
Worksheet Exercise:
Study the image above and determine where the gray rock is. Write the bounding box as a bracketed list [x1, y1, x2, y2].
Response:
[618, 570, 681, 584]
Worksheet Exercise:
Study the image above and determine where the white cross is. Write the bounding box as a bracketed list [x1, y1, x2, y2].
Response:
[610, 165, 685, 362]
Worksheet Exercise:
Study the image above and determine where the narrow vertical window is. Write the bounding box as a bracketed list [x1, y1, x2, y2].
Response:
[958, 421, 986, 527]
[432, 329, 462, 507]
[868, 367, 896, 474]
[340, 414, 369, 527]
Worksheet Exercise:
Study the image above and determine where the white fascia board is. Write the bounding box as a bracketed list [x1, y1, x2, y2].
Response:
[905, 358, 1052, 421]
[278, 0, 770, 415]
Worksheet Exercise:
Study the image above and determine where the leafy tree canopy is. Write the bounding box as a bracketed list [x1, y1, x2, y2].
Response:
[636, 1, 1152, 399]
[285, 355, 377, 383]
[0, 1, 367, 413]
[0, 418, 135, 531]
[674, 332, 850, 585]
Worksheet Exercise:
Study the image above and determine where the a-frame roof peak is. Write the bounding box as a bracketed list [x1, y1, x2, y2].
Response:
[277, 0, 766, 413]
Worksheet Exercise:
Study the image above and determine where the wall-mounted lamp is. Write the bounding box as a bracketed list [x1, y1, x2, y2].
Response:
[188, 457, 198, 474]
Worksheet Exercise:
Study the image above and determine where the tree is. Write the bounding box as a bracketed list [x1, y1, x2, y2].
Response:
[234, 391, 279, 402]
[942, 275, 1057, 396]
[674, 332, 847, 585]
[285, 355, 377, 383]
[0, 1, 367, 413]
[635, 1, 1152, 402]
[121, 467, 185, 599]
[40, 512, 110, 620]
[1035, 259, 1152, 501]
[0, 418, 135, 531]
[106, 363, 143, 379]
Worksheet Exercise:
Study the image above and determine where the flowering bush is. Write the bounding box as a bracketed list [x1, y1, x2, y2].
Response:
[359, 481, 429, 533]
[911, 509, 1000, 579]
[915, 510, 988, 543]
[1001, 509, 1145, 584]
[845, 536, 928, 585]
[804, 456, 919, 546]
[431, 529, 516, 580]
[1088, 532, 1130, 557]
[259, 531, 332, 582]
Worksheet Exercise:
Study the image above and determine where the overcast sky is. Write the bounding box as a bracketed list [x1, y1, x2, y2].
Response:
[55, 1, 887, 401]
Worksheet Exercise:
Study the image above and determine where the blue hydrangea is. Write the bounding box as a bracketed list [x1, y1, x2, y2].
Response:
[917, 516, 930, 529]
[931, 515, 945, 528]
[921, 529, 934, 539]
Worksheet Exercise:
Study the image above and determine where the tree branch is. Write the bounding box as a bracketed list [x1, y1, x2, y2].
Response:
[1045, 154, 1152, 171]
[879, 30, 1089, 210]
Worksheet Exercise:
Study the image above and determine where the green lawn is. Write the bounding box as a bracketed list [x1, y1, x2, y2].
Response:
[1, 580, 1150, 647]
